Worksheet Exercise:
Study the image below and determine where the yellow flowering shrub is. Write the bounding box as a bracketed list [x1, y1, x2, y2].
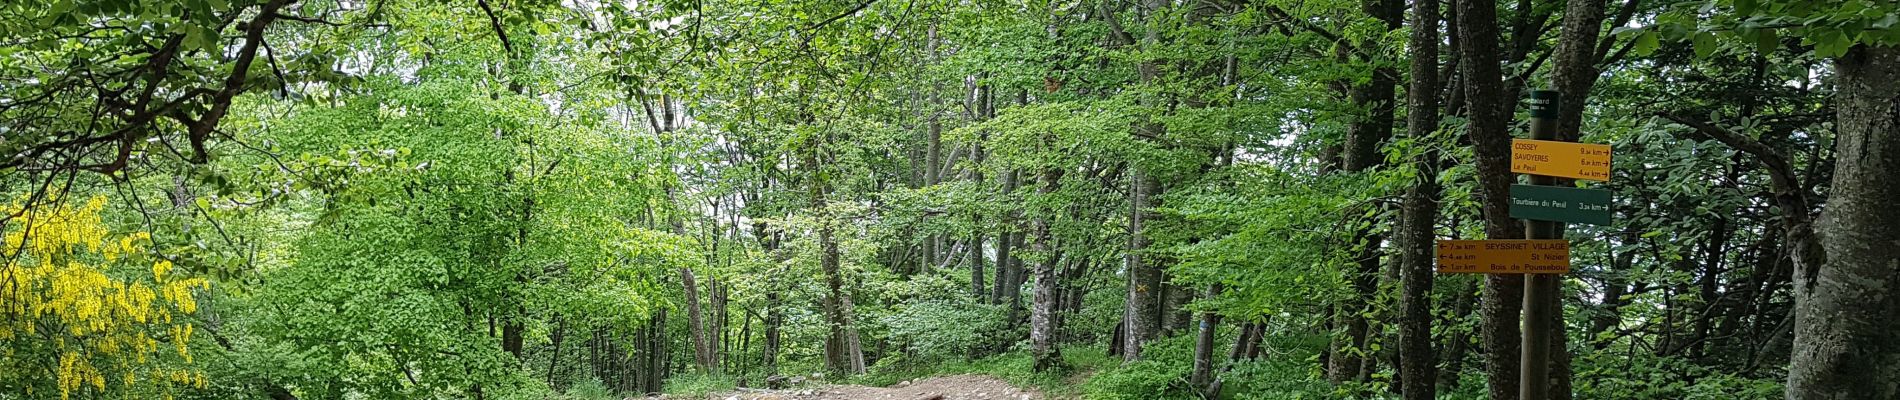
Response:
[1, 196, 209, 399]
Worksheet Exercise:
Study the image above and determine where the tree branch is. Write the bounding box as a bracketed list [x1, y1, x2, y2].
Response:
[808, 0, 879, 32]
[274, 13, 343, 26]
[1656, 112, 1799, 191]
[477, 0, 515, 57]
[185, 0, 295, 163]
[1261, 5, 1360, 58]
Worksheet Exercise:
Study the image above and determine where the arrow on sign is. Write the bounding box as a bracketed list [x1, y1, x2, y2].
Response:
[1435, 239, 1571, 274]
[1511, 139, 1612, 181]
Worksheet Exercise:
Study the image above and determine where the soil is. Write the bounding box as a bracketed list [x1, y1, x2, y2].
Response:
[677, 374, 1045, 400]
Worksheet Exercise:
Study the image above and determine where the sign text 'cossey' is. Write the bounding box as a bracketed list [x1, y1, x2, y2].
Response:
[1435, 239, 1570, 274]
[1511, 139, 1611, 181]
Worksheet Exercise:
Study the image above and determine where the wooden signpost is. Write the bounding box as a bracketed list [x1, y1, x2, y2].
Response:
[1432, 90, 1616, 400]
[1517, 90, 1564, 400]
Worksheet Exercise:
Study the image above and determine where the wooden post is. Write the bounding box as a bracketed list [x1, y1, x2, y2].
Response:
[1521, 90, 1562, 400]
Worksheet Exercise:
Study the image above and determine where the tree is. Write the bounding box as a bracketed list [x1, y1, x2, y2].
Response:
[1396, 0, 1445, 397]
[1647, 2, 1900, 397]
[1, 196, 210, 400]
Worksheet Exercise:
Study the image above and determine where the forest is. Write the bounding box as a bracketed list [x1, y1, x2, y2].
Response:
[1, 0, 1897, 399]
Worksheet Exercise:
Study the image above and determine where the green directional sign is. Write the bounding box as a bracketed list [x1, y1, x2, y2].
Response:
[1510, 184, 1612, 226]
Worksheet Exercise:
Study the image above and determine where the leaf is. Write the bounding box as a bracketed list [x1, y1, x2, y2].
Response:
[1812, 29, 1851, 58]
[1755, 28, 1778, 53]
[184, 25, 214, 52]
[1693, 32, 1717, 58]
[1876, 13, 1899, 30]
[1635, 31, 1661, 56]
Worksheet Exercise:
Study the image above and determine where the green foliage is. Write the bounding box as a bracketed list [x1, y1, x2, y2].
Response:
[880, 293, 1009, 362]
[663, 372, 740, 398]
[2, 0, 1881, 397]
[1572, 350, 1783, 399]
[1219, 333, 1337, 400]
[1630, 0, 1900, 59]
[1082, 336, 1199, 400]
[557, 378, 617, 400]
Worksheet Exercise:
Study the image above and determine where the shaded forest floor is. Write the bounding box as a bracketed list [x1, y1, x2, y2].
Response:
[689, 375, 1044, 400]
[651, 350, 1115, 400]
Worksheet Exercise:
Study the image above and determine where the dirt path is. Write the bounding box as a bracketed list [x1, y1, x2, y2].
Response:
[691, 374, 1043, 400]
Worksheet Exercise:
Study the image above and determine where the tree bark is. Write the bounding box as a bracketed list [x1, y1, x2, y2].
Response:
[1030, 167, 1066, 372]
[1453, 0, 1525, 398]
[993, 170, 1020, 304]
[807, 139, 866, 375]
[1123, 169, 1163, 361]
[1397, 0, 1444, 396]
[1190, 285, 1225, 397]
[1543, 0, 1611, 396]
[644, 308, 667, 394]
[682, 267, 714, 371]
[1325, 0, 1402, 386]
[1787, 44, 1900, 400]
[1121, 0, 1168, 360]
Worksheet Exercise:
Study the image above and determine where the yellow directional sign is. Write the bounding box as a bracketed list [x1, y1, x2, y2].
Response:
[1511, 139, 1611, 181]
[1435, 239, 1570, 274]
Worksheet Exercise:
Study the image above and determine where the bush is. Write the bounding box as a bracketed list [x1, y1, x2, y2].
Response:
[1082, 335, 1197, 400]
[1572, 350, 1782, 399]
[1082, 330, 1343, 400]
[663, 372, 738, 398]
[881, 297, 1008, 362]
[560, 378, 616, 400]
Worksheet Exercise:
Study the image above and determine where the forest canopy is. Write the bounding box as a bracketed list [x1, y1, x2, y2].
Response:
[1, 0, 1897, 399]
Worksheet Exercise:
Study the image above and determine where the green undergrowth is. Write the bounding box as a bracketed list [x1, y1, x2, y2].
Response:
[558, 378, 619, 400]
[1080, 333, 1336, 400]
[662, 372, 741, 398]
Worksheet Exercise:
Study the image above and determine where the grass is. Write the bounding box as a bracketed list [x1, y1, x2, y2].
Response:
[662, 371, 740, 398]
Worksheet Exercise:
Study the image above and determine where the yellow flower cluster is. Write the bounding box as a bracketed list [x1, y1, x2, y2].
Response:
[1, 196, 210, 400]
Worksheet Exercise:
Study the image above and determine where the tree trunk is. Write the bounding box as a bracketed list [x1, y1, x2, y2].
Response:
[1787, 44, 1900, 400]
[1543, 0, 1611, 395]
[681, 267, 714, 372]
[1123, 169, 1163, 361]
[1030, 167, 1066, 372]
[993, 170, 1020, 304]
[1437, 276, 1477, 390]
[1119, 0, 1168, 362]
[763, 288, 782, 373]
[645, 308, 667, 394]
[1163, 282, 1194, 336]
[1397, 0, 1443, 396]
[713, 277, 729, 371]
[969, 82, 992, 300]
[1453, 0, 1524, 397]
[1327, 0, 1402, 386]
[971, 232, 987, 299]
[1190, 285, 1224, 397]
